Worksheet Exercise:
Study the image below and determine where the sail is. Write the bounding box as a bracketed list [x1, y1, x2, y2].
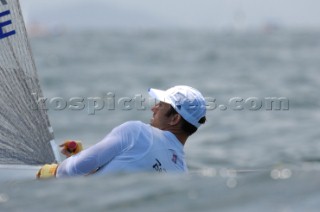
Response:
[0, 0, 56, 164]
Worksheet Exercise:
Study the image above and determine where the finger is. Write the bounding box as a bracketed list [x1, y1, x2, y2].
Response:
[59, 140, 72, 147]
[61, 149, 71, 157]
[36, 169, 41, 178]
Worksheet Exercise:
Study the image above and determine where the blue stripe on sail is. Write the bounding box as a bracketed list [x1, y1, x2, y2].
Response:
[0, 10, 16, 39]
[0, 10, 10, 18]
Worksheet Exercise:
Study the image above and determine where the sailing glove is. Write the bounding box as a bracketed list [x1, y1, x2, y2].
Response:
[36, 164, 58, 179]
[60, 140, 83, 158]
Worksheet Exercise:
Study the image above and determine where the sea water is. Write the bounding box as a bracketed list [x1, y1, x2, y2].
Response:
[1, 29, 320, 211]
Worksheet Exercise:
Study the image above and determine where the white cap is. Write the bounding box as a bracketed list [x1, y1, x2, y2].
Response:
[148, 85, 206, 128]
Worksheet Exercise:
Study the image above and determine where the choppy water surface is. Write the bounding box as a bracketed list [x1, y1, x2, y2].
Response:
[1, 29, 320, 211]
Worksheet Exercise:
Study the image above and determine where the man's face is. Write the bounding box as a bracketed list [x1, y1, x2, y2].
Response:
[150, 101, 173, 130]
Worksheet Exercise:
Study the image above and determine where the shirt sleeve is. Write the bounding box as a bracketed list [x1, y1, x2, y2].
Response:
[56, 121, 142, 177]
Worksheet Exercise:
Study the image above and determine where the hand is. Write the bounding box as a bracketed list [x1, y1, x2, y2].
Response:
[36, 164, 58, 179]
[59, 140, 83, 158]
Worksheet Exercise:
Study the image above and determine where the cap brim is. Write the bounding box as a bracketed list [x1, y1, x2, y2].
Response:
[148, 88, 172, 104]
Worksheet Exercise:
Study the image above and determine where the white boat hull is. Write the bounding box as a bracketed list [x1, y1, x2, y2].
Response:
[0, 165, 40, 182]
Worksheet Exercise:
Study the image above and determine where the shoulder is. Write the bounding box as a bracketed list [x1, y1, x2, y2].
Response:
[111, 121, 150, 137]
[117, 121, 148, 131]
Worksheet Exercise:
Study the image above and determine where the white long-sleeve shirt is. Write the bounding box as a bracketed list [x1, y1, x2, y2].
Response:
[56, 121, 187, 177]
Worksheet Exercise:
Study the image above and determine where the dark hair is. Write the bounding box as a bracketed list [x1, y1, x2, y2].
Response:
[165, 106, 206, 136]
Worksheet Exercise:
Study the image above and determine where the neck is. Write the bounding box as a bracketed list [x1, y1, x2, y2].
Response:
[169, 129, 188, 146]
[159, 125, 188, 146]
[175, 133, 188, 146]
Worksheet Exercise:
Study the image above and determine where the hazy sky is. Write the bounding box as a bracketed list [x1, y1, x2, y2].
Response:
[19, 0, 320, 30]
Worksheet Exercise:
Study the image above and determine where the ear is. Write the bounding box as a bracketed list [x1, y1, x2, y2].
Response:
[169, 114, 181, 126]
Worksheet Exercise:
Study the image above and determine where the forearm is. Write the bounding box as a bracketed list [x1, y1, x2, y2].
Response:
[56, 148, 100, 177]
[56, 134, 126, 177]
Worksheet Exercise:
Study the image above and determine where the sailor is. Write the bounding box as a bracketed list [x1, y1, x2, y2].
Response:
[36, 85, 207, 178]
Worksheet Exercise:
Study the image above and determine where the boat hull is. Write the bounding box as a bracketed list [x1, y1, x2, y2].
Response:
[0, 165, 40, 182]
